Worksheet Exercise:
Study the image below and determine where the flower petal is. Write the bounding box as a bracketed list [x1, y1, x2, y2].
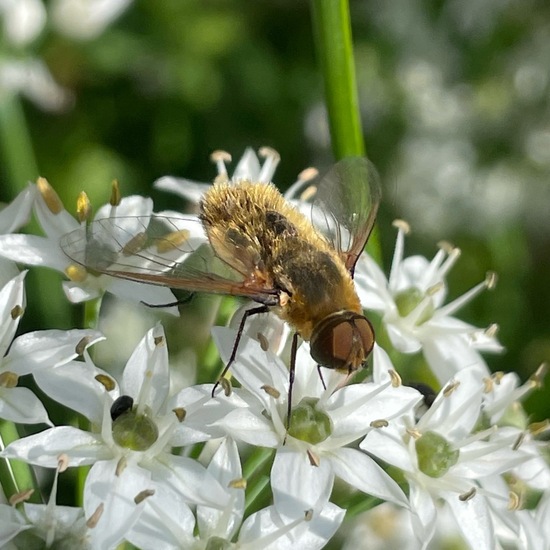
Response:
[0, 386, 52, 425]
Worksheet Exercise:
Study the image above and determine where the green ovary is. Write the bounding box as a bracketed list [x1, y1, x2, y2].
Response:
[287, 397, 332, 444]
[416, 431, 459, 478]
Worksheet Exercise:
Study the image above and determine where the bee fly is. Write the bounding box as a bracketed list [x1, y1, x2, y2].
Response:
[61, 152, 381, 421]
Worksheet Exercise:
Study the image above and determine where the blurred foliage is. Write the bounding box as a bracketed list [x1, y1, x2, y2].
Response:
[0, 0, 549, 419]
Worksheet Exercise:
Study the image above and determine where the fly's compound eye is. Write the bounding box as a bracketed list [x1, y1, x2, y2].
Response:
[310, 312, 375, 372]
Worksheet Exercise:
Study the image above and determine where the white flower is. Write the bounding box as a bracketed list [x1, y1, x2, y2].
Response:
[51, 0, 132, 41]
[0, 0, 46, 47]
[0, 183, 36, 285]
[208, 327, 420, 519]
[1, 325, 230, 548]
[362, 366, 529, 549]
[1, 456, 94, 549]
[0, 271, 101, 425]
[354, 220, 503, 384]
[0, 179, 179, 310]
[127, 437, 345, 550]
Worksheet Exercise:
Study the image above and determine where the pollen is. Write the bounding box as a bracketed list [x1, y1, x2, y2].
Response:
[65, 264, 88, 282]
[156, 229, 190, 253]
[392, 219, 411, 234]
[122, 232, 147, 256]
[76, 191, 92, 223]
[37, 177, 64, 214]
[0, 371, 18, 388]
[76, 336, 93, 355]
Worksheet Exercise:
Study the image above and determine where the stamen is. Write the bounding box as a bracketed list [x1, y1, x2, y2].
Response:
[482, 377, 493, 393]
[512, 432, 525, 451]
[304, 509, 314, 521]
[86, 503, 104, 529]
[459, 487, 476, 501]
[406, 428, 422, 439]
[285, 167, 318, 200]
[65, 264, 88, 283]
[261, 384, 281, 399]
[95, 373, 116, 391]
[257, 332, 269, 351]
[57, 454, 69, 472]
[370, 419, 389, 428]
[10, 305, 24, 319]
[110, 180, 121, 206]
[115, 456, 127, 476]
[134, 489, 155, 504]
[228, 477, 247, 489]
[529, 362, 548, 389]
[173, 407, 186, 422]
[76, 336, 93, 356]
[0, 372, 18, 388]
[258, 146, 281, 182]
[529, 419, 549, 436]
[9, 489, 34, 506]
[37, 177, 64, 214]
[435, 275, 494, 318]
[389, 369, 402, 387]
[210, 150, 232, 176]
[221, 377, 232, 397]
[388, 220, 410, 291]
[307, 449, 320, 467]
[436, 246, 461, 280]
[443, 380, 460, 397]
[77, 191, 92, 223]
[508, 491, 521, 511]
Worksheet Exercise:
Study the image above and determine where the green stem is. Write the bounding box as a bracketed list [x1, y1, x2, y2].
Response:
[0, 420, 41, 503]
[84, 297, 102, 330]
[242, 447, 275, 514]
[0, 94, 39, 193]
[311, 0, 365, 159]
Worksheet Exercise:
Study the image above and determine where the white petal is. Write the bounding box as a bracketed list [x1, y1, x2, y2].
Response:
[33, 361, 113, 425]
[122, 325, 169, 415]
[0, 271, 26, 357]
[149, 454, 230, 509]
[95, 196, 153, 231]
[125, 483, 195, 549]
[212, 327, 288, 406]
[0, 386, 51, 425]
[0, 503, 29, 545]
[0, 184, 36, 233]
[7, 329, 104, 375]
[85, 459, 151, 549]
[328, 448, 409, 507]
[107, 279, 179, 315]
[361, 425, 415, 473]
[443, 491, 494, 550]
[34, 194, 78, 238]
[409, 482, 437, 546]
[62, 281, 100, 302]
[0, 234, 68, 269]
[271, 447, 334, 517]
[154, 176, 210, 203]
[385, 322, 422, 353]
[2, 426, 111, 466]
[197, 438, 244, 539]
[213, 408, 280, 447]
[233, 147, 261, 181]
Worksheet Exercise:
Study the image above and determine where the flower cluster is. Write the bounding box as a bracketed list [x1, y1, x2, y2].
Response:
[0, 148, 547, 549]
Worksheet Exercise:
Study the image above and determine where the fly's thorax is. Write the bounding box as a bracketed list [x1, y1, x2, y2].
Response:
[309, 310, 375, 372]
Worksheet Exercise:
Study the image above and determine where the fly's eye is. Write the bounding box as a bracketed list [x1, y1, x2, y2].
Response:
[310, 312, 375, 371]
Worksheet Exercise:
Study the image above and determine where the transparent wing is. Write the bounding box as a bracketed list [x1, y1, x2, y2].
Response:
[308, 157, 381, 273]
[60, 215, 280, 304]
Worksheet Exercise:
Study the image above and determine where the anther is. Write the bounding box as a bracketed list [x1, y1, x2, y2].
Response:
[261, 384, 281, 399]
[459, 487, 476, 501]
[307, 449, 320, 467]
[389, 369, 402, 388]
[86, 503, 104, 528]
[37, 177, 64, 214]
[95, 374, 116, 391]
[392, 219, 411, 234]
[110, 180, 121, 206]
[76, 191, 92, 223]
[443, 380, 460, 397]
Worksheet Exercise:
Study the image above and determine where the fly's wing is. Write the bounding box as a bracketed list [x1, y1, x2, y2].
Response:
[308, 157, 381, 273]
[60, 215, 280, 305]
